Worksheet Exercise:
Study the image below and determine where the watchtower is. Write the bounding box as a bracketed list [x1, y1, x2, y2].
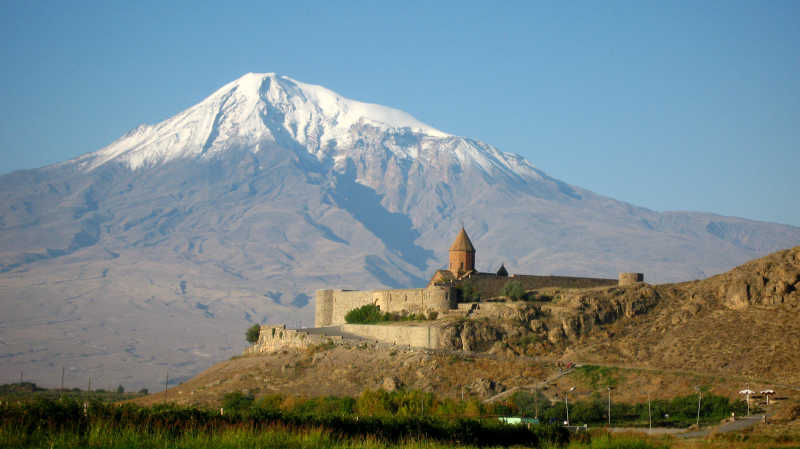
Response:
[449, 227, 475, 277]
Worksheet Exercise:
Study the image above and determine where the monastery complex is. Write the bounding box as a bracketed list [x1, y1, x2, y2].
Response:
[315, 227, 642, 327]
[247, 228, 644, 354]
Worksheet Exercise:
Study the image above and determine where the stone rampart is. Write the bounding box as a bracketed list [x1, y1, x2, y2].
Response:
[315, 286, 455, 327]
[618, 272, 645, 286]
[243, 325, 342, 354]
[444, 273, 620, 300]
[341, 323, 444, 349]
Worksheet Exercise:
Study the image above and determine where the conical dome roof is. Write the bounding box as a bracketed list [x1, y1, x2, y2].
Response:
[449, 227, 475, 252]
[496, 263, 508, 277]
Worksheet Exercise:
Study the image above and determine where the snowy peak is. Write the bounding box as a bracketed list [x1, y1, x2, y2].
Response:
[257, 73, 450, 142]
[81, 73, 451, 170]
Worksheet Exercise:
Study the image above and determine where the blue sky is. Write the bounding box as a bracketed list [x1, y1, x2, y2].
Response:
[1, 1, 798, 226]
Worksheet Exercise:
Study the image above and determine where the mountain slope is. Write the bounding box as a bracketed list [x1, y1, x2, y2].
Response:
[0, 73, 798, 391]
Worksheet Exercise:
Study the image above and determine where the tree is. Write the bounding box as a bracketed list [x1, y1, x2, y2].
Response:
[502, 280, 526, 301]
[246, 324, 261, 344]
[138, 388, 148, 395]
[344, 304, 386, 324]
[222, 391, 254, 413]
[458, 281, 480, 301]
[116, 384, 124, 394]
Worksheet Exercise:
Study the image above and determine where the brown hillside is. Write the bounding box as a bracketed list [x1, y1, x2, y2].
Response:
[133, 247, 800, 408]
[563, 246, 800, 384]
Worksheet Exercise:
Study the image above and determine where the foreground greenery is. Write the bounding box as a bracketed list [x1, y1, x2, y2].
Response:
[510, 390, 750, 428]
[0, 398, 568, 449]
[0, 385, 763, 449]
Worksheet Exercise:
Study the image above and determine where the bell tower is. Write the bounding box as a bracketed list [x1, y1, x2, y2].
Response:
[448, 227, 475, 277]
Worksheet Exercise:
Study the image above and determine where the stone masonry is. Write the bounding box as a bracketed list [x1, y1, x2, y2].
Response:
[243, 325, 343, 354]
[314, 286, 455, 327]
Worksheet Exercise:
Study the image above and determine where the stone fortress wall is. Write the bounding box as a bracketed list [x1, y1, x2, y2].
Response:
[243, 324, 344, 354]
[249, 229, 646, 354]
[618, 272, 645, 286]
[315, 286, 456, 327]
[341, 324, 445, 349]
[257, 271, 646, 353]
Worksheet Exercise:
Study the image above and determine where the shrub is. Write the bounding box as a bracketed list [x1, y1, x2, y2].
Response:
[245, 324, 261, 344]
[457, 281, 480, 301]
[345, 304, 387, 324]
[222, 391, 254, 413]
[502, 280, 526, 301]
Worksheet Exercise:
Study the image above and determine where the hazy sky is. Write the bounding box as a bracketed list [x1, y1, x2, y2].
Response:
[1, 1, 798, 226]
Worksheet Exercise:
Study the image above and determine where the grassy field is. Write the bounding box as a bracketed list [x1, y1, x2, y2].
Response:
[0, 382, 146, 404]
[0, 383, 797, 449]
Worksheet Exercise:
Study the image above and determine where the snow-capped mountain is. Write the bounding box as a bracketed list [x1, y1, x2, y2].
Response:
[1, 73, 798, 391]
[81, 73, 543, 190]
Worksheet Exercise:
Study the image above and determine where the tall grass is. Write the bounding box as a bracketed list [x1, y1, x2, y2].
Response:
[0, 399, 568, 448]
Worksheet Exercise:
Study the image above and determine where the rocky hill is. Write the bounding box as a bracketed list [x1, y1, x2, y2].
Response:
[432, 246, 800, 385]
[1, 73, 798, 392]
[138, 247, 800, 409]
[567, 245, 800, 384]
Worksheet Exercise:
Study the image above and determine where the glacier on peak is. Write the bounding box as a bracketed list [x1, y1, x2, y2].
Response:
[76, 73, 537, 181]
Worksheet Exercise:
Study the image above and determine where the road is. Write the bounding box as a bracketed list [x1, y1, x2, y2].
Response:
[677, 414, 765, 439]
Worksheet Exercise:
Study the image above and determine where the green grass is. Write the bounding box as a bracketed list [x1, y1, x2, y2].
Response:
[0, 399, 569, 448]
[575, 365, 622, 389]
[0, 382, 145, 404]
[565, 433, 670, 449]
[0, 422, 682, 449]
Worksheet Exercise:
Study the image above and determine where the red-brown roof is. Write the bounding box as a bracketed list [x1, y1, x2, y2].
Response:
[449, 227, 475, 252]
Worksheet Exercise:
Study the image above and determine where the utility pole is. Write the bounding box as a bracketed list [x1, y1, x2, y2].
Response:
[534, 389, 539, 419]
[19, 371, 23, 384]
[564, 387, 574, 425]
[739, 385, 753, 417]
[60, 367, 65, 400]
[607, 387, 612, 427]
[648, 393, 652, 433]
[164, 372, 169, 402]
[695, 387, 702, 427]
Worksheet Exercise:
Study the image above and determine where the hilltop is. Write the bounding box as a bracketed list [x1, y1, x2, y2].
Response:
[134, 246, 800, 413]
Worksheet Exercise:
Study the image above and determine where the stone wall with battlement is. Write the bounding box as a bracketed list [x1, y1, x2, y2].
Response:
[315, 286, 456, 327]
[341, 323, 444, 349]
[445, 273, 619, 300]
[242, 325, 343, 354]
[244, 323, 445, 353]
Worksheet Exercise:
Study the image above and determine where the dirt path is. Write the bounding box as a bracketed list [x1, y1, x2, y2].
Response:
[483, 366, 575, 404]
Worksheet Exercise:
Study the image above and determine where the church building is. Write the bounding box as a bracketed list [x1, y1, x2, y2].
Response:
[428, 227, 627, 296]
[429, 227, 506, 285]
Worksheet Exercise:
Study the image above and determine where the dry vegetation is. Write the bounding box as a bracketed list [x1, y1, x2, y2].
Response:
[132, 345, 547, 407]
[128, 246, 800, 445]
